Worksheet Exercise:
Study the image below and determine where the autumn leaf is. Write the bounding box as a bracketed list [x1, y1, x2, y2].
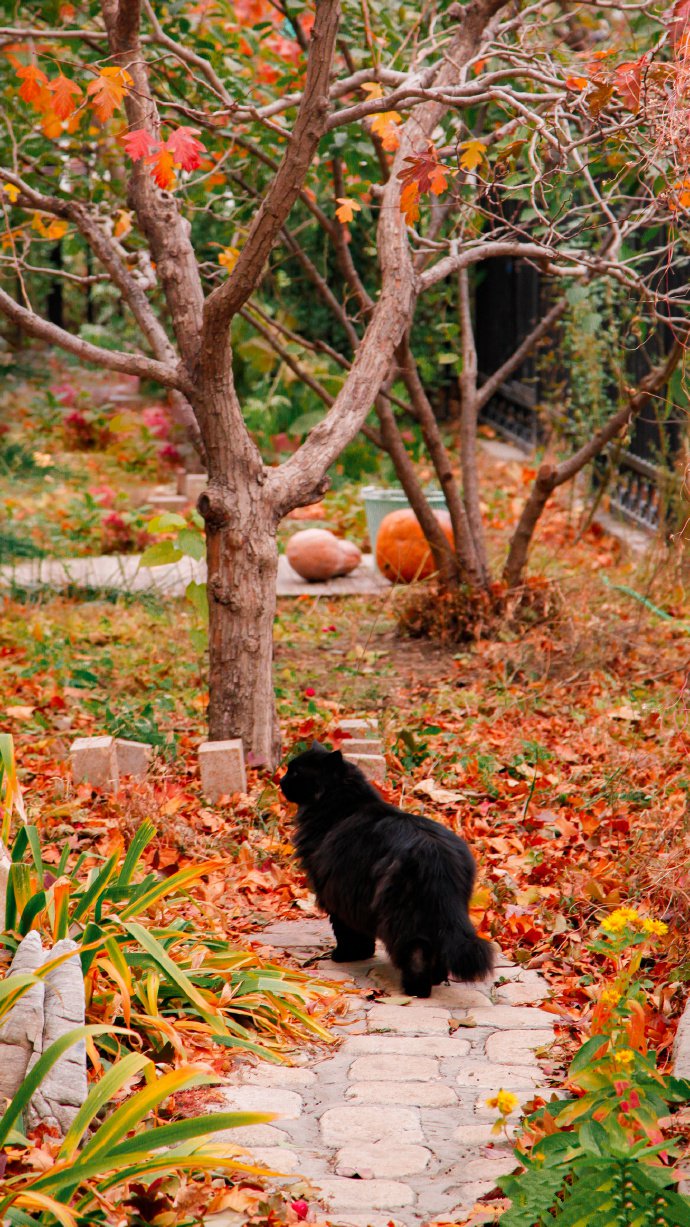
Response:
[165, 127, 205, 172]
[218, 246, 240, 272]
[16, 63, 49, 106]
[47, 74, 83, 121]
[41, 111, 64, 140]
[113, 210, 133, 239]
[335, 197, 361, 224]
[149, 146, 177, 190]
[86, 66, 133, 123]
[586, 81, 615, 118]
[45, 219, 69, 241]
[614, 57, 646, 112]
[459, 139, 487, 172]
[400, 180, 420, 225]
[361, 81, 384, 99]
[370, 110, 402, 152]
[122, 128, 158, 162]
[2, 183, 20, 204]
[565, 75, 588, 91]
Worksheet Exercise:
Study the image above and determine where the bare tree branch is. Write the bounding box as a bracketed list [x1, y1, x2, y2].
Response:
[0, 286, 187, 389]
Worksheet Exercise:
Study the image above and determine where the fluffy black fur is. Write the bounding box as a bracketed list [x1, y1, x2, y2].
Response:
[280, 742, 494, 997]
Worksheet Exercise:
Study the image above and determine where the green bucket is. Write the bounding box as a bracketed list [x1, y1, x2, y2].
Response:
[361, 486, 448, 557]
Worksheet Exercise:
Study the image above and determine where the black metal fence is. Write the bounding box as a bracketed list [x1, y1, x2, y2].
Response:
[474, 261, 685, 532]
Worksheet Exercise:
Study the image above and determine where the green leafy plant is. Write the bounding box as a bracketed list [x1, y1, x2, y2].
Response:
[140, 512, 208, 650]
[498, 911, 690, 1226]
[4, 818, 336, 1063]
[0, 1024, 271, 1227]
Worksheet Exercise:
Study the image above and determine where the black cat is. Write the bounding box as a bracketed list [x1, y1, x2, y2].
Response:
[280, 742, 494, 997]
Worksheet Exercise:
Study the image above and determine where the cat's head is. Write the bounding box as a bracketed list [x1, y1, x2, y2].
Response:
[280, 741, 344, 804]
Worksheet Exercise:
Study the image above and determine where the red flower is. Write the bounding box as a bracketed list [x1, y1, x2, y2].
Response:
[304, 687, 316, 698]
[290, 1201, 309, 1221]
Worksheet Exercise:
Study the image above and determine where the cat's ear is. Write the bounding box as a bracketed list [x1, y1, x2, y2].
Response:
[328, 749, 344, 768]
[311, 739, 326, 752]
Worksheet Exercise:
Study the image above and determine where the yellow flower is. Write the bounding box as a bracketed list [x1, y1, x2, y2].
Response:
[601, 907, 640, 935]
[642, 918, 668, 937]
[612, 1049, 635, 1069]
[486, 1089, 519, 1116]
[600, 987, 621, 1009]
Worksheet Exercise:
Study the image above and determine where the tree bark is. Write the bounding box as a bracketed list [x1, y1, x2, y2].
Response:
[197, 402, 280, 767]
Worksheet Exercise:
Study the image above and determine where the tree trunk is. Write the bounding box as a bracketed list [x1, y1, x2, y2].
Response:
[201, 481, 280, 769]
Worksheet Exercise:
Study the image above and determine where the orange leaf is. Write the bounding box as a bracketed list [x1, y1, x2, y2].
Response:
[361, 81, 384, 99]
[400, 180, 420, 225]
[47, 74, 83, 120]
[86, 66, 133, 123]
[459, 140, 486, 172]
[16, 63, 49, 107]
[335, 197, 361, 224]
[371, 111, 402, 152]
[565, 75, 588, 91]
[148, 146, 177, 190]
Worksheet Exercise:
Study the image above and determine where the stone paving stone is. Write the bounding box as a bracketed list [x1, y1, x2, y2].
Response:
[246, 1147, 303, 1172]
[330, 1217, 406, 1227]
[347, 1080, 457, 1106]
[447, 1152, 519, 1183]
[319, 1104, 423, 1146]
[367, 1004, 450, 1034]
[344, 1035, 471, 1056]
[240, 1066, 317, 1088]
[348, 753, 387, 783]
[484, 1028, 555, 1064]
[217, 1086, 302, 1119]
[459, 1005, 555, 1029]
[348, 1055, 439, 1082]
[454, 1059, 548, 1089]
[213, 1123, 289, 1146]
[495, 973, 549, 1005]
[453, 1122, 516, 1146]
[335, 1142, 432, 1179]
[314, 1176, 415, 1210]
[259, 918, 332, 947]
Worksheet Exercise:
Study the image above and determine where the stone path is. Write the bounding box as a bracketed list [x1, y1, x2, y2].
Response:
[0, 553, 391, 598]
[208, 918, 557, 1227]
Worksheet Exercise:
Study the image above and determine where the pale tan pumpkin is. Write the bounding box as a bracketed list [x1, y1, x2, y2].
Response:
[286, 528, 362, 581]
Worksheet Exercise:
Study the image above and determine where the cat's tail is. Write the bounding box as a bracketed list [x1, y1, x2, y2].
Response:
[447, 915, 495, 983]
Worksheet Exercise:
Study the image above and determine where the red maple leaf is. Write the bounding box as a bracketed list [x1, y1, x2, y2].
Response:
[123, 128, 158, 162]
[165, 127, 205, 172]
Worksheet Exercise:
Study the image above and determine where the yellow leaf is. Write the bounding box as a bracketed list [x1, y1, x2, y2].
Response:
[218, 245, 240, 271]
[2, 183, 20, 203]
[459, 140, 487, 172]
[361, 81, 384, 99]
[371, 110, 402, 151]
[335, 197, 361, 224]
[31, 212, 48, 235]
[45, 219, 68, 240]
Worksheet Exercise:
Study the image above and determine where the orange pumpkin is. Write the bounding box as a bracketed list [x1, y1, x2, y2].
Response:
[375, 508, 453, 583]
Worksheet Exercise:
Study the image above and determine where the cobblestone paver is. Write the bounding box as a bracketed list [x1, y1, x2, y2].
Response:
[207, 918, 558, 1227]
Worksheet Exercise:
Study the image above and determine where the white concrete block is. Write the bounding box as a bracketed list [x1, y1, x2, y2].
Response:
[338, 719, 378, 739]
[184, 473, 208, 502]
[344, 738, 382, 756]
[70, 736, 119, 791]
[348, 753, 386, 783]
[115, 739, 152, 779]
[199, 739, 247, 801]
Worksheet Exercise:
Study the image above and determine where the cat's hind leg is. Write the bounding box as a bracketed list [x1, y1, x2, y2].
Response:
[330, 915, 376, 962]
[400, 940, 434, 998]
